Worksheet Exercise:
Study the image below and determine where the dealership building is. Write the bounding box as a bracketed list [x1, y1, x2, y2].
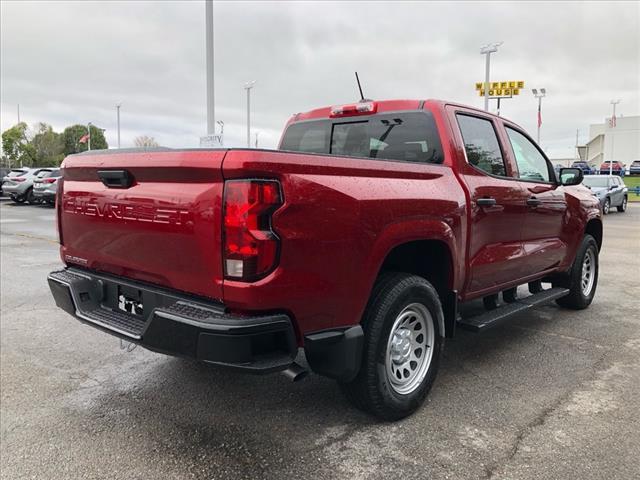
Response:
[578, 115, 640, 167]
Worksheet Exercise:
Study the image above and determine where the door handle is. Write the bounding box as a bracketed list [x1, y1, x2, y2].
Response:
[527, 196, 541, 207]
[477, 197, 497, 207]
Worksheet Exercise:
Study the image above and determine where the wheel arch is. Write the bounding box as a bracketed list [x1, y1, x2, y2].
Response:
[585, 218, 603, 251]
[376, 238, 457, 338]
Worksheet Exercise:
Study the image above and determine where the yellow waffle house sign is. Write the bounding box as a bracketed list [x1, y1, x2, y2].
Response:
[475, 81, 525, 97]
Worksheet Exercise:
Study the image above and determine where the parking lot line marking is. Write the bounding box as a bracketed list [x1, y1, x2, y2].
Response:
[0, 218, 27, 224]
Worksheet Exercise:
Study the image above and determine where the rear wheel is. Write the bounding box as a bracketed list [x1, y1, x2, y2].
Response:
[617, 196, 627, 212]
[339, 273, 443, 420]
[554, 234, 598, 310]
[603, 197, 610, 215]
[12, 194, 26, 204]
[26, 188, 38, 205]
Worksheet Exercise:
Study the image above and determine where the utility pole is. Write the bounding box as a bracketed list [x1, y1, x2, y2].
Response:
[532, 88, 546, 145]
[609, 99, 620, 175]
[87, 122, 92, 151]
[480, 42, 502, 112]
[116, 103, 122, 148]
[205, 0, 215, 135]
[244, 81, 255, 147]
[575, 129, 579, 160]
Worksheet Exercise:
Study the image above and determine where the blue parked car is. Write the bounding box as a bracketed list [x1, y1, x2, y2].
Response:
[571, 161, 594, 175]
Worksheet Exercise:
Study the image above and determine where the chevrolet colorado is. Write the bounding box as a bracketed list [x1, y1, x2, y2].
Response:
[48, 99, 602, 419]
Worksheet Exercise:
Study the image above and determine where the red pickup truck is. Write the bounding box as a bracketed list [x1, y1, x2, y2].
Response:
[48, 99, 602, 420]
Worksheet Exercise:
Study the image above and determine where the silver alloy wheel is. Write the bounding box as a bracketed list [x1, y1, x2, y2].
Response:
[385, 303, 435, 395]
[603, 198, 610, 214]
[581, 248, 596, 297]
[622, 197, 627, 210]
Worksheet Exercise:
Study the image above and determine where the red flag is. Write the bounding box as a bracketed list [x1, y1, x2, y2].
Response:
[78, 133, 90, 144]
[611, 114, 616, 128]
[537, 104, 542, 128]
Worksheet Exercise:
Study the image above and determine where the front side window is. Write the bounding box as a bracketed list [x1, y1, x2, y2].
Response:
[280, 112, 443, 164]
[506, 127, 551, 182]
[456, 114, 507, 176]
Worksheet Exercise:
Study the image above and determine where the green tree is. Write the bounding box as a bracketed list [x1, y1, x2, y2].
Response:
[31, 123, 65, 166]
[62, 124, 108, 155]
[2, 122, 35, 167]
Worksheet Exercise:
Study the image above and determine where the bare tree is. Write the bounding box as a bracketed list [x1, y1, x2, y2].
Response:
[134, 135, 159, 148]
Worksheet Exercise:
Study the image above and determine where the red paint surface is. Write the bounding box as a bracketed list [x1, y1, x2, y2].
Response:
[59, 100, 601, 341]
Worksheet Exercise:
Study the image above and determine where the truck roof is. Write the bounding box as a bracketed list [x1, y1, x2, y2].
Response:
[289, 99, 501, 123]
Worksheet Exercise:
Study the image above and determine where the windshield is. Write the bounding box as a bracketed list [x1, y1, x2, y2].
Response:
[280, 111, 444, 165]
[583, 176, 610, 188]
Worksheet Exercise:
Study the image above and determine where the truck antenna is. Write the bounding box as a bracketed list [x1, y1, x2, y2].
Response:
[355, 72, 365, 101]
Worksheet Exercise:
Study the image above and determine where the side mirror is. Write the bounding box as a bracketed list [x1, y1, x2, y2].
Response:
[559, 167, 584, 186]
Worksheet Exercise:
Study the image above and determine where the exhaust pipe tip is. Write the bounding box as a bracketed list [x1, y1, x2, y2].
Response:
[282, 362, 308, 382]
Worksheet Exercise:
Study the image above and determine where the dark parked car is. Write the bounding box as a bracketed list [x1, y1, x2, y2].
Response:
[583, 175, 628, 214]
[571, 161, 594, 175]
[629, 160, 640, 175]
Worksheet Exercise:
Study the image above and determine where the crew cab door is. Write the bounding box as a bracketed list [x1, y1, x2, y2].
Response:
[448, 108, 529, 297]
[502, 124, 568, 274]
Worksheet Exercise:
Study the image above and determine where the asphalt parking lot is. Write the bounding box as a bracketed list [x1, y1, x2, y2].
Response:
[1, 198, 639, 480]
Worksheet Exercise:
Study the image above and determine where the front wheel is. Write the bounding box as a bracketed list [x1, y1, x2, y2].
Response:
[554, 234, 599, 309]
[603, 197, 610, 215]
[339, 273, 443, 420]
[617, 196, 627, 212]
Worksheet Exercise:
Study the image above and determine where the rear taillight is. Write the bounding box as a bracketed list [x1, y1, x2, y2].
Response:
[44, 178, 58, 184]
[223, 179, 283, 281]
[13, 177, 26, 182]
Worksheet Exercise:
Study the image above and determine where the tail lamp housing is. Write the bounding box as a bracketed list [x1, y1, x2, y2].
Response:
[223, 179, 283, 281]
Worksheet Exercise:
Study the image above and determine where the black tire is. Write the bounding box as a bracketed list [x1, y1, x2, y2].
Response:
[26, 188, 38, 205]
[554, 234, 598, 310]
[339, 273, 443, 420]
[12, 195, 26, 204]
[603, 197, 610, 215]
[617, 196, 627, 212]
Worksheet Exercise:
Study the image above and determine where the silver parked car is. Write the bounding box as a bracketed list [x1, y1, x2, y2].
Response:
[32, 169, 61, 205]
[2, 167, 55, 204]
[582, 174, 628, 214]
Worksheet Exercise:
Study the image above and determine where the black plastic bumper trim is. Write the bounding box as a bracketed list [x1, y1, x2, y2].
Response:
[48, 268, 298, 373]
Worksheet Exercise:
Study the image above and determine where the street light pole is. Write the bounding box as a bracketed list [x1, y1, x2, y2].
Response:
[205, 0, 215, 135]
[87, 122, 92, 151]
[480, 42, 502, 112]
[116, 103, 122, 148]
[244, 81, 255, 148]
[609, 99, 620, 175]
[532, 88, 546, 145]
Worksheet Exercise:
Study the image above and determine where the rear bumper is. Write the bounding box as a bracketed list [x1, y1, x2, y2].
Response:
[3, 184, 26, 195]
[33, 189, 55, 200]
[47, 268, 298, 373]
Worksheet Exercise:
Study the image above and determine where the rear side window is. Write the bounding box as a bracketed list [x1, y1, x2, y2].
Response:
[280, 112, 443, 164]
[505, 127, 551, 182]
[8, 170, 27, 177]
[456, 114, 507, 176]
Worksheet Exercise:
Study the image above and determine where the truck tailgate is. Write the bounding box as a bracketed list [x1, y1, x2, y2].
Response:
[59, 149, 226, 300]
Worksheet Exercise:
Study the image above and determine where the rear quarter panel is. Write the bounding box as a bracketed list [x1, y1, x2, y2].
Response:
[222, 149, 466, 334]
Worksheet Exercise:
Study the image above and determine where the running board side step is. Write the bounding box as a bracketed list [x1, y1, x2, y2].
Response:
[457, 287, 570, 333]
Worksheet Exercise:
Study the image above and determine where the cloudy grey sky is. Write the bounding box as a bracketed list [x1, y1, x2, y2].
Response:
[1, 0, 638, 157]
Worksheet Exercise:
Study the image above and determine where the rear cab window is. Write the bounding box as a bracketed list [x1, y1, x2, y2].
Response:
[280, 111, 444, 165]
